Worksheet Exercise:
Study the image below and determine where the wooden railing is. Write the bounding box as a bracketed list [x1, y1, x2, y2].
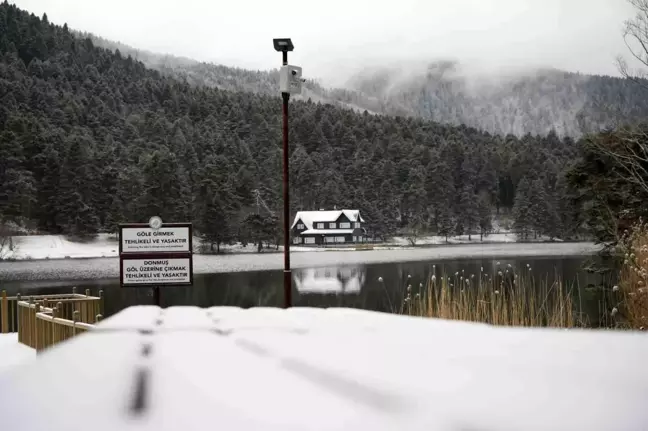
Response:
[1, 289, 104, 352]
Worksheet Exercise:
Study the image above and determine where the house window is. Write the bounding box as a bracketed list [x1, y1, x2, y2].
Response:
[316, 223, 325, 229]
[293, 237, 301, 244]
[335, 236, 346, 243]
[329, 222, 336, 229]
[339, 222, 350, 229]
[305, 237, 315, 244]
[324, 236, 334, 243]
[354, 222, 361, 228]
[297, 223, 305, 229]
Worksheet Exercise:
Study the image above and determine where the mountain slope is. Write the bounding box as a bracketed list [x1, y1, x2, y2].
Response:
[0, 3, 582, 242]
[84, 34, 648, 137]
[80, 32, 375, 115]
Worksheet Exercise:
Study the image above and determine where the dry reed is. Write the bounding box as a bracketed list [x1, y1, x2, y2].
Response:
[617, 221, 648, 330]
[402, 263, 580, 328]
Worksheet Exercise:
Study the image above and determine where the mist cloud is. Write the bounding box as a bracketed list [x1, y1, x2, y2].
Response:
[10, 0, 636, 85]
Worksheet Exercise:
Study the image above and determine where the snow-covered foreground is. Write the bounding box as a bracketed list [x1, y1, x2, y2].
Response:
[2, 232, 557, 261]
[0, 242, 601, 282]
[0, 333, 35, 373]
[0, 306, 647, 430]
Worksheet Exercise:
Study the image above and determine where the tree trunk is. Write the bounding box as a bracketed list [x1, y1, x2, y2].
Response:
[257, 240, 263, 253]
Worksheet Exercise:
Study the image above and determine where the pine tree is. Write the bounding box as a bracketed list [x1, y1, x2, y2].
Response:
[38, 147, 62, 232]
[458, 185, 478, 240]
[478, 195, 492, 241]
[58, 136, 99, 237]
[200, 195, 230, 253]
[513, 178, 532, 240]
[139, 147, 183, 221]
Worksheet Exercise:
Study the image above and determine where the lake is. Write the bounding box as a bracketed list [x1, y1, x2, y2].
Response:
[0, 243, 612, 322]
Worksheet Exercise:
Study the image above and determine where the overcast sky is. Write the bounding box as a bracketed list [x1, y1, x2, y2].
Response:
[10, 0, 636, 85]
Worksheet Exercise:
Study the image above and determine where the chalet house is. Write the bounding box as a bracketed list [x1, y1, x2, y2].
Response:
[291, 209, 366, 245]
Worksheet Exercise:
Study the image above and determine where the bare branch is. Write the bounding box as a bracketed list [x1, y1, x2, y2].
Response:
[618, 0, 648, 91]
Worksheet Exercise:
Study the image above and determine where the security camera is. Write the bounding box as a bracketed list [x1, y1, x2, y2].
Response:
[279, 64, 303, 94]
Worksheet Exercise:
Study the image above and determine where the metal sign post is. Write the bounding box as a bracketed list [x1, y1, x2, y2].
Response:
[118, 217, 193, 307]
[273, 38, 302, 308]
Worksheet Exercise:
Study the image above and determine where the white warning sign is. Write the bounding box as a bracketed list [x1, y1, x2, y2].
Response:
[121, 226, 190, 253]
[121, 258, 192, 286]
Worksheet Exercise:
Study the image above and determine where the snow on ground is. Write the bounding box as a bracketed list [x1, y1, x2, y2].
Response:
[1, 234, 120, 260]
[389, 233, 521, 246]
[1, 306, 647, 431]
[0, 242, 602, 282]
[0, 333, 35, 373]
[3, 232, 568, 262]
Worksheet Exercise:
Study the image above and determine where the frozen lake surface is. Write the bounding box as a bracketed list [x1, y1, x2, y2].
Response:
[0, 242, 600, 282]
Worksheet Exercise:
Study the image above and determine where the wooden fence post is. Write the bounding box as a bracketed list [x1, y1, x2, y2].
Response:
[34, 303, 40, 351]
[99, 290, 104, 319]
[1, 290, 8, 333]
[72, 310, 79, 336]
[16, 293, 21, 341]
[28, 296, 34, 348]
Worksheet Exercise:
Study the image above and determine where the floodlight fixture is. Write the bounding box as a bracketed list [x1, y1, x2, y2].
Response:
[273, 38, 294, 52]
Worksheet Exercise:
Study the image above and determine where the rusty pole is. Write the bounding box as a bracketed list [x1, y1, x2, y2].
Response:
[281, 50, 292, 308]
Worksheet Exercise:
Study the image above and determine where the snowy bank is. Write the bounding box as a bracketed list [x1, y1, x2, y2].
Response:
[0, 242, 601, 282]
[2, 232, 571, 261]
[0, 306, 646, 430]
[1, 234, 120, 260]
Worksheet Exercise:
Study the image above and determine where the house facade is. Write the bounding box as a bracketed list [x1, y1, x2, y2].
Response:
[291, 209, 366, 245]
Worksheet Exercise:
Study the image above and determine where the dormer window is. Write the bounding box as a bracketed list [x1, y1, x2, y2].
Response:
[297, 223, 305, 229]
[329, 223, 336, 229]
[339, 222, 350, 229]
[316, 223, 325, 229]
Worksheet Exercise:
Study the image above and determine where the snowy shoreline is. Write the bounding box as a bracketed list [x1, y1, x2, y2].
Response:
[0, 242, 601, 283]
[1, 233, 579, 262]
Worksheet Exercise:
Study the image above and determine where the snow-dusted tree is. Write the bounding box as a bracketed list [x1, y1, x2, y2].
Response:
[513, 178, 532, 240]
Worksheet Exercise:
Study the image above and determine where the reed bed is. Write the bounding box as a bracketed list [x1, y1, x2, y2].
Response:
[401, 263, 581, 328]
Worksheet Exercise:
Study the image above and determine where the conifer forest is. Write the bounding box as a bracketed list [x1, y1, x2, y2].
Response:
[1, 1, 647, 249]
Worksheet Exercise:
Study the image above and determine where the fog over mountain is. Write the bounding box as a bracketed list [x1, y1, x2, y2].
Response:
[9, 0, 635, 78]
[83, 33, 648, 138]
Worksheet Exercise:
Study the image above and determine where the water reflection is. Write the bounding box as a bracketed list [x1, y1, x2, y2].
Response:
[294, 266, 365, 295]
[1, 256, 612, 321]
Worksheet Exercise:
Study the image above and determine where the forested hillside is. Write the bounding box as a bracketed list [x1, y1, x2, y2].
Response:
[86, 34, 648, 138]
[0, 3, 584, 246]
